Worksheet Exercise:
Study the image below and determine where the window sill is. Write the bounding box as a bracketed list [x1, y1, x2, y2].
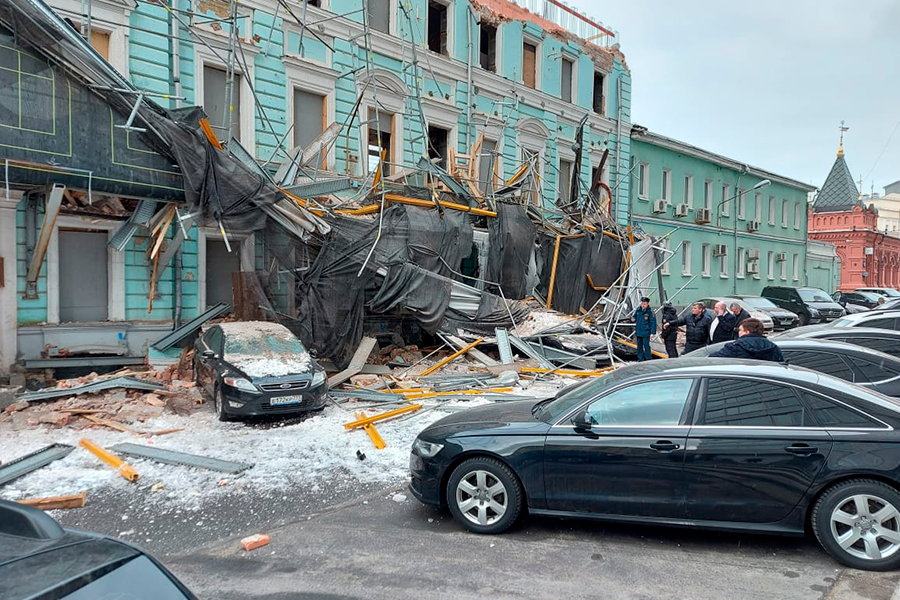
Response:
[701, 273, 711, 278]
[638, 196, 649, 202]
[720, 274, 729, 279]
[682, 272, 692, 277]
[737, 275, 745, 279]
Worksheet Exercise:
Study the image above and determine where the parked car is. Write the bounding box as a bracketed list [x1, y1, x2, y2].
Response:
[410, 358, 900, 570]
[0, 500, 198, 599]
[855, 287, 900, 299]
[762, 285, 846, 326]
[828, 310, 900, 331]
[695, 297, 773, 333]
[873, 298, 900, 312]
[833, 291, 883, 310]
[193, 321, 327, 421]
[687, 339, 900, 397]
[731, 294, 800, 330]
[774, 327, 900, 359]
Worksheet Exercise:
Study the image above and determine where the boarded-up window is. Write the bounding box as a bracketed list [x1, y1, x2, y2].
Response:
[523, 41, 537, 89]
[478, 138, 497, 194]
[427, 1, 448, 55]
[428, 125, 449, 169]
[367, 109, 393, 176]
[90, 30, 110, 59]
[560, 57, 573, 103]
[293, 89, 325, 150]
[368, 0, 390, 34]
[592, 72, 605, 114]
[203, 65, 241, 142]
[480, 24, 497, 72]
[558, 159, 572, 204]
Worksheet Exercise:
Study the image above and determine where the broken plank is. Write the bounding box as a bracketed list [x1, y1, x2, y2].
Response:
[17, 492, 86, 510]
[79, 438, 139, 483]
[343, 404, 423, 430]
[0, 444, 75, 486]
[327, 336, 378, 389]
[108, 443, 253, 474]
[149, 428, 185, 436]
[60, 409, 107, 414]
[83, 415, 143, 436]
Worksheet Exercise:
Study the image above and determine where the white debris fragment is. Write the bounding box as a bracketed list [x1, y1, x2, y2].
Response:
[392, 493, 407, 503]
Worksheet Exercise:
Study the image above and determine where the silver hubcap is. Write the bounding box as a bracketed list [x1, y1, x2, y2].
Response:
[830, 494, 900, 561]
[455, 470, 508, 527]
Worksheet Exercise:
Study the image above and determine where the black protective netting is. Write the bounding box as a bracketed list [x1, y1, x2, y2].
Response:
[536, 232, 602, 315]
[487, 202, 537, 299]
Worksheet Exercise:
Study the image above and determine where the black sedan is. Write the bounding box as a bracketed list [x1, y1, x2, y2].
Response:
[410, 359, 900, 570]
[775, 327, 900, 359]
[194, 321, 327, 421]
[687, 339, 900, 397]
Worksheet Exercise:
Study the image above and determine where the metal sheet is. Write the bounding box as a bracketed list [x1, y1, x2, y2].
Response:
[23, 356, 146, 369]
[109, 199, 159, 251]
[495, 328, 514, 365]
[14, 377, 164, 402]
[108, 443, 253, 474]
[508, 335, 555, 370]
[151, 302, 231, 351]
[283, 177, 354, 198]
[0, 444, 75, 486]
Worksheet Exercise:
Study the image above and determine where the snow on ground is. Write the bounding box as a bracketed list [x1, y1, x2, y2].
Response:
[0, 380, 568, 509]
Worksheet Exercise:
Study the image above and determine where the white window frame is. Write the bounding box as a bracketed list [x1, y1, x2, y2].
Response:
[737, 189, 746, 220]
[424, 0, 454, 57]
[782, 198, 789, 228]
[721, 184, 731, 217]
[719, 247, 728, 278]
[683, 174, 693, 208]
[754, 192, 762, 223]
[48, 1, 130, 76]
[194, 40, 257, 151]
[703, 180, 712, 211]
[197, 228, 256, 312]
[794, 202, 802, 230]
[767, 251, 775, 280]
[780, 255, 788, 280]
[768, 196, 776, 226]
[358, 69, 408, 177]
[661, 168, 672, 203]
[701, 243, 711, 277]
[682, 240, 692, 276]
[737, 247, 745, 279]
[46, 215, 126, 324]
[638, 163, 650, 200]
[792, 253, 800, 281]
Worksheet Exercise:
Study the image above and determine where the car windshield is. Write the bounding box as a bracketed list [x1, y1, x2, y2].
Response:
[221, 323, 311, 378]
[740, 297, 779, 310]
[798, 288, 833, 303]
[882, 290, 900, 298]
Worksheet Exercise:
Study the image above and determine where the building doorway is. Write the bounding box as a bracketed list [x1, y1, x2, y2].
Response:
[58, 229, 108, 322]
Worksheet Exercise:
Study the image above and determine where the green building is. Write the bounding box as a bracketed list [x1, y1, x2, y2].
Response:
[629, 127, 818, 306]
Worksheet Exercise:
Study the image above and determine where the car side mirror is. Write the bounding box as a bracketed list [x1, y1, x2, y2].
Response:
[202, 350, 216, 360]
[572, 409, 592, 431]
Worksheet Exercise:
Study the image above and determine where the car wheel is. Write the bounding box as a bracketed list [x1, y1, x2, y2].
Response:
[812, 479, 900, 571]
[446, 457, 523, 534]
[213, 386, 232, 422]
[798, 312, 809, 326]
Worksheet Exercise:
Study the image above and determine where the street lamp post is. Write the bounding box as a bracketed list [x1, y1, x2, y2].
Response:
[713, 179, 771, 294]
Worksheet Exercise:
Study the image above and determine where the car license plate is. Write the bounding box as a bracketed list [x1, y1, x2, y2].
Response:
[270, 396, 302, 406]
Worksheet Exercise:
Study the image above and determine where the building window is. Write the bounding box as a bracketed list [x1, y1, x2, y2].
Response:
[792, 253, 800, 281]
[427, 125, 450, 169]
[719, 247, 728, 278]
[522, 41, 537, 89]
[794, 202, 802, 230]
[704, 180, 712, 210]
[558, 159, 573, 204]
[479, 23, 497, 72]
[780, 255, 788, 280]
[203, 65, 241, 142]
[768, 196, 776, 225]
[478, 138, 498, 194]
[293, 88, 326, 151]
[661, 169, 672, 202]
[682, 240, 692, 275]
[367, 108, 393, 176]
[592, 72, 605, 114]
[560, 56, 574, 103]
[736, 247, 746, 278]
[659, 237, 670, 275]
[427, 1, 449, 55]
[754, 192, 762, 223]
[702, 243, 711, 276]
[767, 251, 775, 280]
[721, 184, 731, 217]
[638, 162, 649, 199]
[782, 199, 789, 227]
[683, 175, 693, 208]
[521, 147, 541, 204]
[737, 189, 746, 220]
[368, 0, 391, 34]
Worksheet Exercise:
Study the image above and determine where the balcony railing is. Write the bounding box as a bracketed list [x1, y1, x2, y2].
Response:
[509, 0, 618, 47]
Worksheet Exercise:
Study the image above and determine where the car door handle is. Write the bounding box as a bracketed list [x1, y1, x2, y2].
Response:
[784, 444, 817, 456]
[650, 441, 680, 453]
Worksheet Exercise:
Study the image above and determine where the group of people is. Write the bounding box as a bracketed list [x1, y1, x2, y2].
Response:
[630, 298, 783, 363]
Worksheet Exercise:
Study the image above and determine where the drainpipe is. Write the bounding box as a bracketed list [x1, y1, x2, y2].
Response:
[614, 77, 623, 225]
[171, 3, 184, 328]
[466, 6, 477, 150]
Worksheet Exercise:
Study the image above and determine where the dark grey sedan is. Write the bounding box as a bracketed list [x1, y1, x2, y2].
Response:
[687, 339, 900, 398]
[775, 327, 900, 359]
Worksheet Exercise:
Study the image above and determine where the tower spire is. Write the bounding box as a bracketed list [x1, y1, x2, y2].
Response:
[838, 120, 849, 157]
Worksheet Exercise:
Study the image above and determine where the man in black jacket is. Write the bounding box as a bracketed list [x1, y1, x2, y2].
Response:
[709, 318, 784, 362]
[664, 302, 712, 354]
[709, 301, 736, 344]
[730, 302, 751, 339]
[660, 302, 679, 358]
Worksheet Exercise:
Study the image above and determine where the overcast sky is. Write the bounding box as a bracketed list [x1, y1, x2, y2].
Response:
[572, 1, 900, 193]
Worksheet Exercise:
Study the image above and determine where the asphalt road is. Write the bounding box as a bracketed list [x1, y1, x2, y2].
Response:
[165, 485, 900, 600]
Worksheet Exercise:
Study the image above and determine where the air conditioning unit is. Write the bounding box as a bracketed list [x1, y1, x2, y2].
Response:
[747, 260, 760, 275]
[674, 204, 689, 217]
[747, 248, 760, 260]
[713, 244, 728, 257]
[776, 252, 787, 262]
[695, 208, 711, 224]
[652, 199, 668, 214]
[746, 220, 761, 232]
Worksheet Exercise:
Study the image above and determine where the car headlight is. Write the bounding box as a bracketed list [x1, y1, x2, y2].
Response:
[809, 308, 820, 317]
[412, 438, 444, 458]
[311, 370, 326, 386]
[223, 376, 259, 393]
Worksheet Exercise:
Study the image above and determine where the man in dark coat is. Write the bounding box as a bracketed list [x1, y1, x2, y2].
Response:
[709, 318, 784, 362]
[709, 301, 736, 344]
[660, 301, 679, 358]
[730, 302, 751, 339]
[664, 302, 712, 354]
[631, 296, 657, 362]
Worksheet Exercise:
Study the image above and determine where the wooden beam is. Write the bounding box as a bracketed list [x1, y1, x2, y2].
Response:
[79, 438, 140, 482]
[419, 338, 484, 376]
[17, 492, 86, 510]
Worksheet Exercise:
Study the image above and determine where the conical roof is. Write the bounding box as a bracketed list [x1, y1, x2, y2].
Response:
[813, 152, 861, 213]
